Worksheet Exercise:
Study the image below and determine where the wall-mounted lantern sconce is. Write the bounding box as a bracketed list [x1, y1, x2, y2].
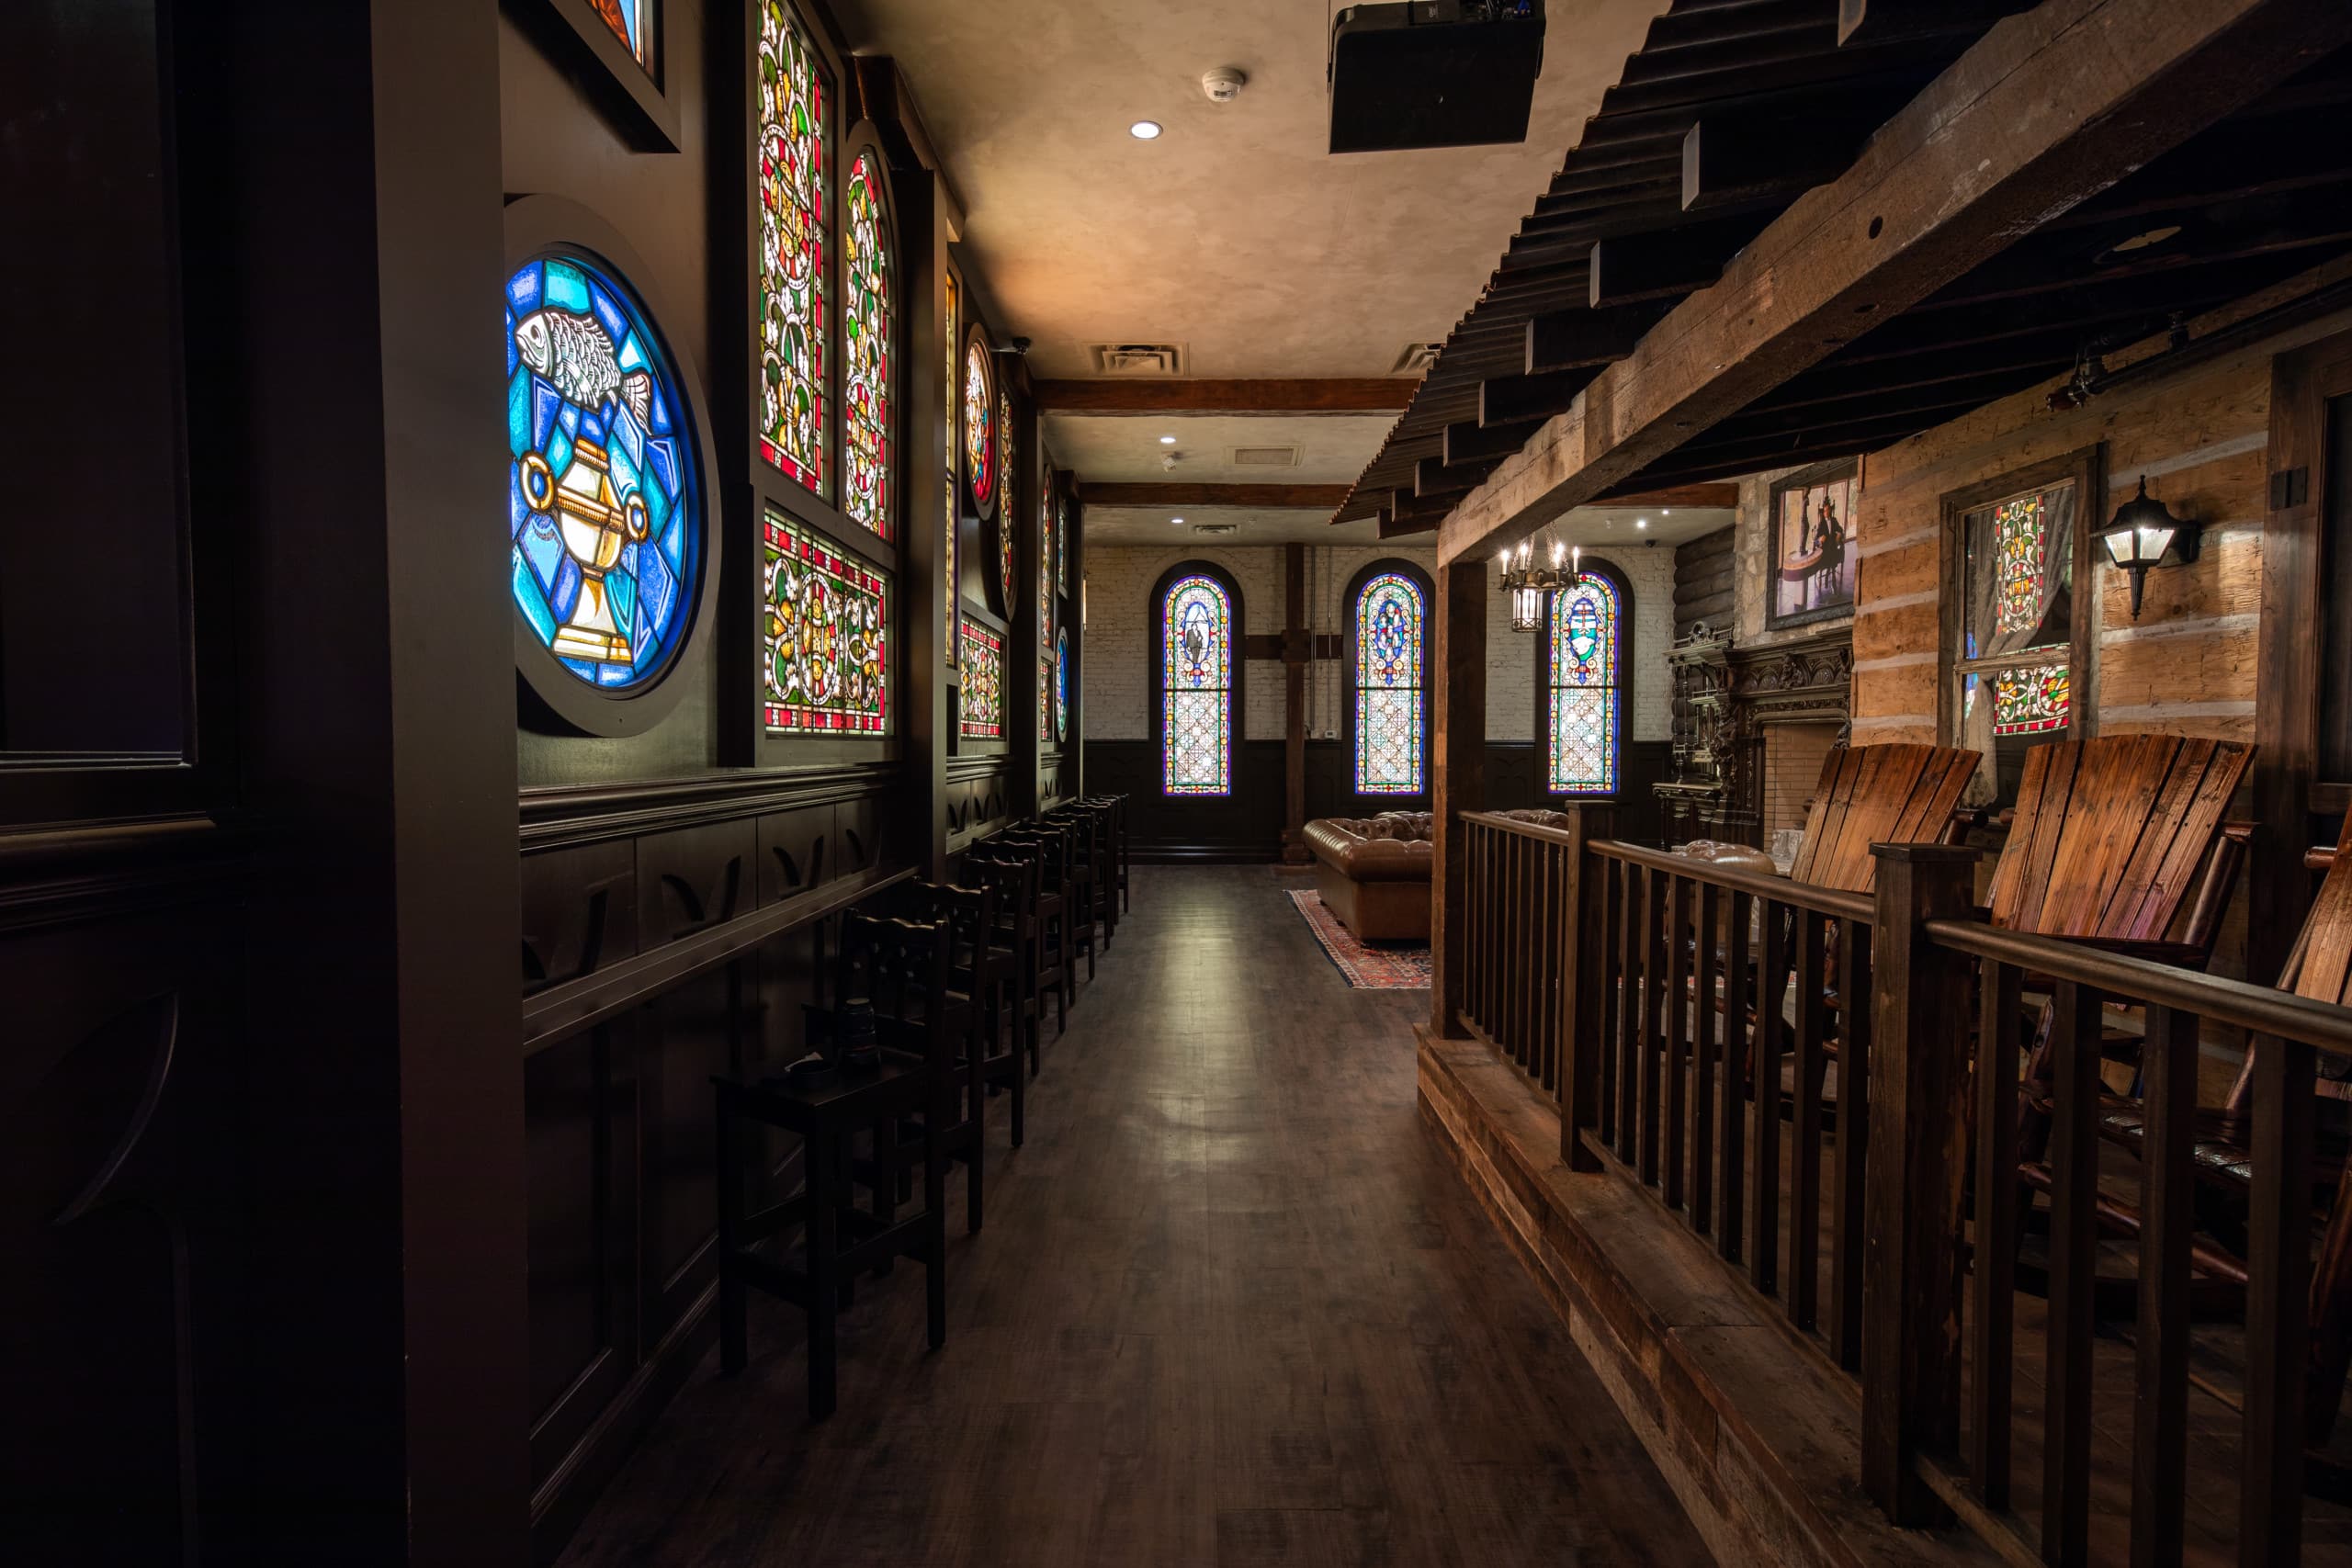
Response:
[2098, 475, 2199, 620]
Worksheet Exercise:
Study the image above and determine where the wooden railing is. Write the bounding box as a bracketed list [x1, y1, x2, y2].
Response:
[1456, 812, 2352, 1566]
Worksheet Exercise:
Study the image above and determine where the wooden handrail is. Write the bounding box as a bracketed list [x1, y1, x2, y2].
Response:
[1594, 837, 1874, 923]
[1923, 916, 2352, 1061]
[1455, 808, 1585, 848]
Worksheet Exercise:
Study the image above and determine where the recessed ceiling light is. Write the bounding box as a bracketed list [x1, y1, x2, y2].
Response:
[1159, 434, 1177, 445]
[1130, 120, 1162, 141]
[1636, 517, 1649, 530]
[1170, 516, 1185, 525]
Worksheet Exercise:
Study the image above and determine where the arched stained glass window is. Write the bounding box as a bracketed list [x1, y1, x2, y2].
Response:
[757, 0, 827, 494]
[942, 275, 958, 666]
[1055, 626, 1071, 744]
[1546, 570, 1624, 795]
[841, 149, 892, 538]
[964, 342, 993, 507]
[996, 388, 1017, 608]
[1057, 495, 1069, 595]
[506, 251, 700, 693]
[1158, 570, 1234, 795]
[1039, 468, 1056, 641]
[1351, 570, 1427, 794]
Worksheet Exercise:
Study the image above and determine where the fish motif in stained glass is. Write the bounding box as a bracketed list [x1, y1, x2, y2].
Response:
[756, 0, 826, 493]
[506, 253, 699, 692]
[1547, 573, 1620, 795]
[1161, 575, 1231, 795]
[1353, 572, 1424, 795]
[841, 151, 892, 537]
[761, 511, 888, 733]
[959, 619, 1003, 738]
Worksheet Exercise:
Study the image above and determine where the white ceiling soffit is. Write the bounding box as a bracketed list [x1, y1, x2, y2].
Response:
[1081, 505, 1397, 548]
[1041, 412, 1396, 484]
[836, 0, 1674, 378]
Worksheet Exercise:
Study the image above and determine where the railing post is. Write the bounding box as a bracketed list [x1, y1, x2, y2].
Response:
[1860, 842, 1979, 1525]
[1430, 560, 1487, 1041]
[1559, 806, 1612, 1170]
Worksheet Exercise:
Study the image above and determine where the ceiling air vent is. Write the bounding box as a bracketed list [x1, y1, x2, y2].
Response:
[1393, 342, 1440, 375]
[1192, 523, 1241, 537]
[1088, 342, 1186, 376]
[1229, 444, 1302, 468]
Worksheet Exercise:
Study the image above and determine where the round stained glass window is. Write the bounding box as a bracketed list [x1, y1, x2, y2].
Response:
[1055, 626, 1070, 742]
[964, 340, 994, 507]
[507, 251, 701, 692]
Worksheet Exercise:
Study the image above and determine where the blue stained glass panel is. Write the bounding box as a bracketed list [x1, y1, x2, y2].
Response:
[1159, 574, 1231, 795]
[505, 252, 701, 692]
[1547, 572, 1621, 795]
[1351, 572, 1424, 794]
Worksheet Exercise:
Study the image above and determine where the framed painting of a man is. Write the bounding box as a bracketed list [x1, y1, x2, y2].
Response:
[1765, 458, 1860, 630]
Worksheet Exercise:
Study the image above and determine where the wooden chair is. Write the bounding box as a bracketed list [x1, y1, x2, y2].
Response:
[1030, 818, 1101, 982]
[1786, 741, 1982, 895]
[1052, 801, 1117, 954]
[994, 827, 1079, 1023]
[712, 913, 953, 1419]
[1089, 794, 1132, 913]
[963, 849, 1046, 1077]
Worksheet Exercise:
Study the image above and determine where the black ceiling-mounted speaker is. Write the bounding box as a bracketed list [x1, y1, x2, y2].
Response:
[1329, 0, 1546, 155]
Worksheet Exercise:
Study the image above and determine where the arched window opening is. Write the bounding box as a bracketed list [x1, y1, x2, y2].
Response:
[1156, 568, 1238, 796]
[1544, 566, 1626, 795]
[1346, 564, 1430, 795]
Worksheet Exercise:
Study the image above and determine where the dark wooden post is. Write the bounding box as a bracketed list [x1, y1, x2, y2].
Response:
[1560, 805, 1612, 1169]
[1430, 559, 1487, 1039]
[1860, 842, 1978, 1525]
[1281, 541, 1311, 864]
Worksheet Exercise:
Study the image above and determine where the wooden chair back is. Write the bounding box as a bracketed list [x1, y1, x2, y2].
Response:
[1786, 741, 1981, 893]
[1985, 733, 2255, 941]
[832, 913, 954, 1077]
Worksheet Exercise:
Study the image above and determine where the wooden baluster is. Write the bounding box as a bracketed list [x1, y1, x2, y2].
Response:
[2244, 1034, 2316, 1563]
[1598, 856, 1622, 1152]
[1692, 882, 1722, 1236]
[1830, 918, 1871, 1371]
[1538, 841, 1557, 1090]
[1563, 812, 1609, 1172]
[1791, 910, 1826, 1331]
[1517, 835, 1535, 1074]
[2043, 979, 2102, 1568]
[1752, 897, 1784, 1296]
[1545, 841, 1564, 1091]
[1970, 959, 2021, 1509]
[1618, 863, 1643, 1165]
[2132, 1005, 2196, 1568]
[1476, 825, 1494, 1037]
[1664, 875, 1691, 1211]
[1860, 844, 1976, 1527]
[1641, 868, 1668, 1188]
[1464, 823, 1481, 1034]
[1722, 889, 1751, 1266]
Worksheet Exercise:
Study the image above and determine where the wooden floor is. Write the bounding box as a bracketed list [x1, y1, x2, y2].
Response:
[558, 864, 1710, 1568]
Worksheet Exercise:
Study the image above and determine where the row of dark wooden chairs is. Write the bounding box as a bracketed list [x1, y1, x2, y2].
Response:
[709, 794, 1130, 1419]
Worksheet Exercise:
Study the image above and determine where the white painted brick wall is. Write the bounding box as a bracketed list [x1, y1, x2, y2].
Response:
[1083, 540, 1676, 744]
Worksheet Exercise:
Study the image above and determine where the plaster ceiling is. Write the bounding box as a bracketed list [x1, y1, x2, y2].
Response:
[1040, 412, 1394, 484]
[835, 0, 1672, 379]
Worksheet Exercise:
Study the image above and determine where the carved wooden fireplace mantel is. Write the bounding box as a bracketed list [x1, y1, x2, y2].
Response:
[1656, 625, 1852, 847]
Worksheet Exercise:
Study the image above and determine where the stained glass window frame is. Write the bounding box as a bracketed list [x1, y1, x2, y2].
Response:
[504, 209, 720, 739]
[1539, 561, 1629, 798]
[959, 616, 1005, 740]
[1153, 563, 1241, 798]
[760, 508, 890, 737]
[1039, 464, 1057, 646]
[962, 325, 997, 520]
[1055, 626, 1071, 745]
[1343, 560, 1431, 797]
[521, 0, 682, 152]
[993, 386, 1018, 615]
[1941, 448, 2100, 800]
[838, 141, 896, 542]
[943, 271, 959, 668]
[753, 0, 831, 501]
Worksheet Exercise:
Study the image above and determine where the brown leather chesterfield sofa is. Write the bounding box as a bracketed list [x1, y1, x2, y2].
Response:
[1303, 809, 1576, 942]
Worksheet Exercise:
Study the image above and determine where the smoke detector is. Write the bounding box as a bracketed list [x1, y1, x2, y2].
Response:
[1202, 67, 1248, 104]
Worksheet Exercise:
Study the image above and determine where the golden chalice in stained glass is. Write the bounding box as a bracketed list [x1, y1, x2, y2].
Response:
[523, 437, 651, 665]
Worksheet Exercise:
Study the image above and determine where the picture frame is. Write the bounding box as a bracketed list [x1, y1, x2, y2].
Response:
[1763, 457, 1860, 632]
[508, 0, 684, 154]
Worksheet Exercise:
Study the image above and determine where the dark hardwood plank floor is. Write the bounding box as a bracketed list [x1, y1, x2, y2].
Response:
[557, 864, 1710, 1568]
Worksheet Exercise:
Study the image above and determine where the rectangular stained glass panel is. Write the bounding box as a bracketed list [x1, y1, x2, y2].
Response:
[1163, 692, 1227, 795]
[841, 152, 892, 538]
[762, 512, 888, 733]
[1960, 480, 2077, 740]
[959, 618, 1003, 739]
[944, 274, 958, 667]
[757, 1, 827, 494]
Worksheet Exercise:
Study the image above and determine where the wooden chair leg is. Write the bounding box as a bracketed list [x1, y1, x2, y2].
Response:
[807, 1129, 840, 1420]
[924, 1115, 948, 1350]
[870, 1117, 897, 1280]
[1008, 992, 1026, 1149]
[715, 1096, 747, 1376]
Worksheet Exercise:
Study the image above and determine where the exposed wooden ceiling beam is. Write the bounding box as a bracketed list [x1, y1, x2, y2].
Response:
[1076, 483, 1353, 507]
[1442, 417, 1545, 466]
[1377, 512, 1439, 539]
[1524, 304, 1667, 375]
[1680, 110, 1870, 215]
[1598, 483, 1743, 510]
[1035, 379, 1417, 415]
[1838, 0, 2039, 48]
[1480, 366, 1604, 428]
[1436, 0, 2352, 567]
[1416, 456, 1502, 499]
[1588, 213, 1771, 306]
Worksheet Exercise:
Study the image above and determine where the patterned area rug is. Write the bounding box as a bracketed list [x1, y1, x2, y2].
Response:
[1286, 890, 1432, 989]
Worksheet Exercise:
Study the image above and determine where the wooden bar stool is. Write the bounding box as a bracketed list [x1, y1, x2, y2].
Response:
[987, 830, 1074, 1040]
[712, 913, 953, 1420]
[962, 849, 1045, 1078]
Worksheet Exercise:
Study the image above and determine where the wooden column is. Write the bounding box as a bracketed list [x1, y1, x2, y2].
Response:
[1430, 560, 1488, 1038]
[895, 168, 950, 879]
[1860, 842, 1979, 1524]
[1281, 541, 1311, 864]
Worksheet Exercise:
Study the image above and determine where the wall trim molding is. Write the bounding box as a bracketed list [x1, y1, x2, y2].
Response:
[521, 765, 902, 852]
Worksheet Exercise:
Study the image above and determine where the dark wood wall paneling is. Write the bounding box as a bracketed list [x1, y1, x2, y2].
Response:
[1087, 739, 1668, 859]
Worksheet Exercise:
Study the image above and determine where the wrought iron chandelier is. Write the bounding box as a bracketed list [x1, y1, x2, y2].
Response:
[1498, 536, 1577, 632]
